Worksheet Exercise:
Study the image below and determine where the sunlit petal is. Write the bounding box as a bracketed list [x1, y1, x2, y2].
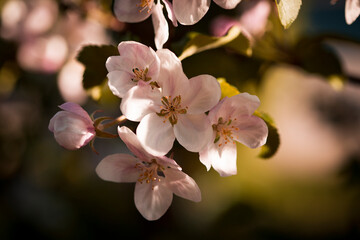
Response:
[134, 181, 173, 220]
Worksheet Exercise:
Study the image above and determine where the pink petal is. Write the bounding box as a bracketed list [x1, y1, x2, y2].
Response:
[156, 156, 182, 170]
[106, 55, 134, 73]
[49, 111, 95, 150]
[107, 70, 136, 98]
[165, 168, 201, 202]
[163, 0, 178, 26]
[173, 0, 211, 25]
[118, 126, 152, 161]
[156, 49, 188, 96]
[210, 93, 260, 122]
[58, 102, 92, 123]
[134, 181, 173, 220]
[152, 2, 169, 49]
[233, 115, 268, 148]
[136, 113, 175, 156]
[174, 114, 212, 152]
[239, 0, 271, 38]
[117, 41, 160, 74]
[113, 0, 153, 23]
[345, 0, 360, 24]
[183, 74, 221, 114]
[120, 84, 162, 122]
[95, 153, 141, 183]
[199, 140, 218, 171]
[210, 15, 240, 37]
[213, 0, 241, 9]
[212, 144, 238, 177]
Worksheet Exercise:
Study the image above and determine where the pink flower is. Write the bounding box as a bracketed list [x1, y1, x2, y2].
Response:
[173, 0, 242, 25]
[48, 102, 95, 150]
[199, 93, 268, 177]
[113, 0, 177, 49]
[96, 126, 201, 221]
[210, 0, 270, 39]
[106, 41, 160, 98]
[120, 49, 221, 156]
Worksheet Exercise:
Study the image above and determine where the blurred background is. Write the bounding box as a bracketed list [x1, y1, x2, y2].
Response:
[0, 0, 360, 239]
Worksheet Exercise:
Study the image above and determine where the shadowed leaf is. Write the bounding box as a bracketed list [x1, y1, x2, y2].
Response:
[77, 45, 119, 89]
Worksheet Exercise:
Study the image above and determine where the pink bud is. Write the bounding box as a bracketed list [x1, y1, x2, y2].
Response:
[48, 102, 95, 150]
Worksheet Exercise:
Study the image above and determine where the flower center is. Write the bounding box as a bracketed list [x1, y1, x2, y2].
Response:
[132, 67, 151, 82]
[131, 67, 159, 88]
[136, 0, 152, 13]
[156, 95, 188, 126]
[135, 159, 165, 189]
[213, 117, 239, 147]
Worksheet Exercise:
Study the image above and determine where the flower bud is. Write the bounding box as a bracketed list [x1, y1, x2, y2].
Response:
[48, 102, 95, 150]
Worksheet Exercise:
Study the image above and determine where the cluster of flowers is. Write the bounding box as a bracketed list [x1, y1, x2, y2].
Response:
[114, 0, 242, 49]
[49, 40, 268, 220]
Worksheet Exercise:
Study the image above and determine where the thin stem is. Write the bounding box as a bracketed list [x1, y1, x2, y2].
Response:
[98, 115, 127, 130]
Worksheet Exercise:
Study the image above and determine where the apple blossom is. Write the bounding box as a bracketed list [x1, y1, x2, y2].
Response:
[48, 102, 95, 150]
[120, 48, 221, 156]
[106, 41, 161, 98]
[173, 0, 242, 25]
[199, 93, 268, 177]
[96, 126, 201, 221]
[112, 0, 177, 49]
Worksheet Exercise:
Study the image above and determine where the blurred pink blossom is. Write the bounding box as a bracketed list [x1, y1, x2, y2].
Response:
[211, 0, 270, 40]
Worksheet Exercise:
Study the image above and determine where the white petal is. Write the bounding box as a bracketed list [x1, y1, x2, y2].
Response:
[107, 71, 136, 98]
[213, 0, 241, 9]
[106, 55, 134, 72]
[120, 84, 161, 122]
[199, 141, 218, 171]
[173, 0, 210, 25]
[152, 2, 169, 49]
[233, 115, 268, 148]
[137, 113, 175, 156]
[212, 144, 238, 177]
[163, 0, 178, 26]
[211, 93, 260, 121]
[118, 126, 153, 161]
[134, 181, 173, 220]
[156, 49, 188, 96]
[174, 114, 212, 152]
[96, 153, 141, 183]
[345, 0, 360, 24]
[117, 41, 160, 74]
[165, 168, 201, 202]
[183, 74, 221, 114]
[113, 0, 153, 23]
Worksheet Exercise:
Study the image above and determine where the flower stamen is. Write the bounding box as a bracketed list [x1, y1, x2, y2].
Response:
[136, 0, 152, 13]
[156, 95, 188, 126]
[135, 159, 165, 190]
[132, 67, 152, 82]
[213, 117, 239, 147]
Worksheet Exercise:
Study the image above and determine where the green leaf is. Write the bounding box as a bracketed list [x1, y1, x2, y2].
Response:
[77, 45, 119, 89]
[275, 0, 302, 29]
[254, 111, 280, 159]
[178, 27, 252, 61]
